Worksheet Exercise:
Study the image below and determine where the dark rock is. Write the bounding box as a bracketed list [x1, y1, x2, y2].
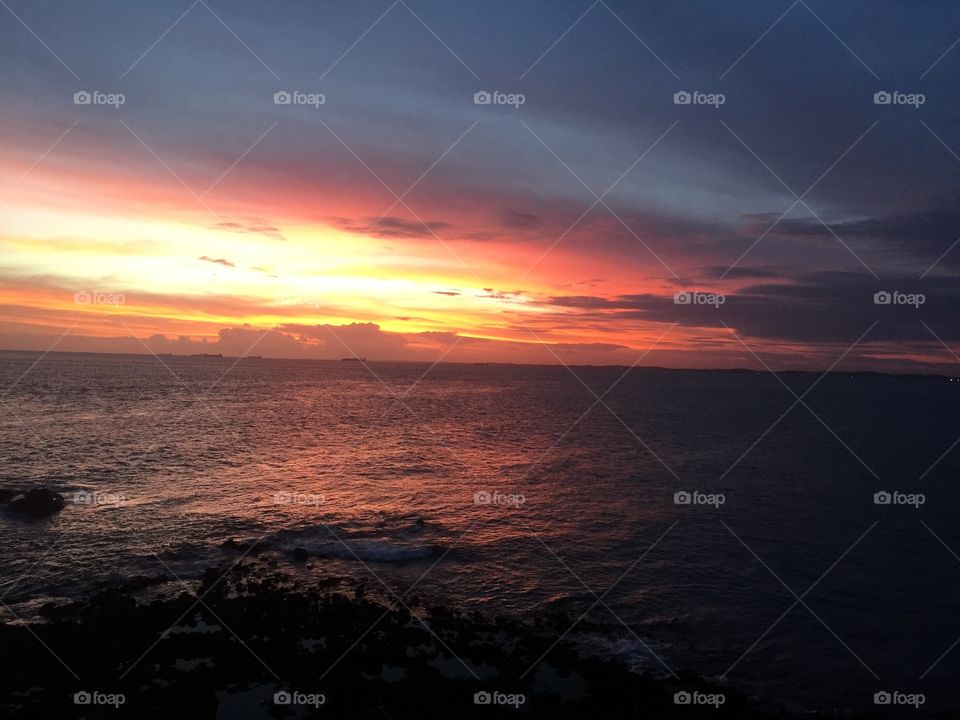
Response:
[115, 575, 170, 593]
[0, 564, 820, 719]
[291, 547, 309, 562]
[7, 488, 65, 517]
[0, 488, 15, 503]
[221, 538, 269, 554]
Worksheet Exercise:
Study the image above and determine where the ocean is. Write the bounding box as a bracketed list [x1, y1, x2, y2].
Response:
[2, 350, 959, 714]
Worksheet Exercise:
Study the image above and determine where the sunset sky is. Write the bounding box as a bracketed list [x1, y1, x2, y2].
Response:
[3, 0, 960, 370]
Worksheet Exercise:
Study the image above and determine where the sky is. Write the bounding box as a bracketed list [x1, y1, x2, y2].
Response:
[2, 0, 960, 371]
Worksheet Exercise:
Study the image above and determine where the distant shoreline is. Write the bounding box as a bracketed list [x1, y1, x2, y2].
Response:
[0, 347, 954, 380]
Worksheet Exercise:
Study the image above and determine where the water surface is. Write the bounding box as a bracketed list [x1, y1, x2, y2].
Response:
[2, 351, 959, 713]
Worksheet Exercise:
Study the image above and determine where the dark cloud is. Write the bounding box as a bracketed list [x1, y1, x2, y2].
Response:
[728, 273, 960, 343]
[330, 216, 451, 239]
[500, 209, 540, 229]
[766, 209, 960, 270]
[700, 266, 789, 281]
[212, 220, 286, 242]
[478, 288, 526, 301]
[433, 291, 460, 296]
[449, 210, 543, 243]
[543, 272, 960, 344]
[546, 295, 624, 310]
[198, 256, 235, 268]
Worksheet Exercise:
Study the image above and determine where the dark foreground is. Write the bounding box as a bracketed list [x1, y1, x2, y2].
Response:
[0, 562, 940, 718]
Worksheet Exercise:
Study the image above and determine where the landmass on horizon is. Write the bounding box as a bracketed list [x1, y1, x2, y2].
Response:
[1, 348, 958, 379]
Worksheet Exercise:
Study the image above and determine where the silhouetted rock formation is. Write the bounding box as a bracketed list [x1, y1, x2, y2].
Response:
[6, 488, 64, 517]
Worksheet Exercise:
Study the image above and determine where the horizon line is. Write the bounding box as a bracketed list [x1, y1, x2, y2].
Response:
[0, 347, 954, 380]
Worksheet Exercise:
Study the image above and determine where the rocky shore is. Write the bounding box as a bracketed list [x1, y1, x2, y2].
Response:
[0, 562, 938, 718]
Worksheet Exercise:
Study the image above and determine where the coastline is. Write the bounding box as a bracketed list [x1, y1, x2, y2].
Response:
[0, 348, 956, 379]
[0, 562, 920, 719]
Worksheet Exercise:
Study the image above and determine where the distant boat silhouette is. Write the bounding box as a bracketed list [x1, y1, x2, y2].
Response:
[341, 357, 366, 362]
[191, 353, 223, 358]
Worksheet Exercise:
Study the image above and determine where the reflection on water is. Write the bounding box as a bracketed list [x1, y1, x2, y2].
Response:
[2, 351, 960, 712]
